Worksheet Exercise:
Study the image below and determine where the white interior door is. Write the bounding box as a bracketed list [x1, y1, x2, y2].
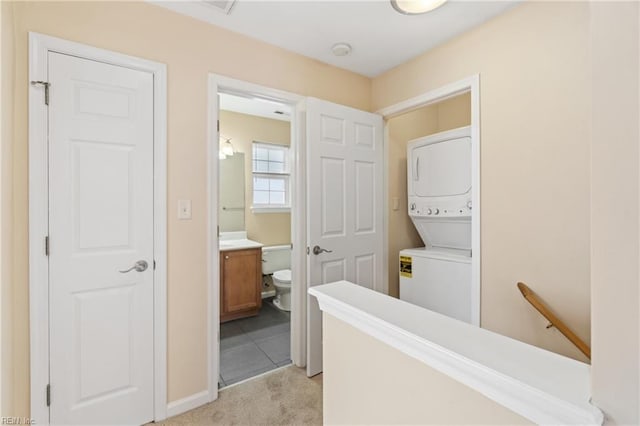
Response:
[306, 98, 384, 376]
[48, 52, 155, 424]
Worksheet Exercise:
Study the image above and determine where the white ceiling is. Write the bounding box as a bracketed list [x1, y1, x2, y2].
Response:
[151, 1, 519, 77]
[220, 92, 291, 121]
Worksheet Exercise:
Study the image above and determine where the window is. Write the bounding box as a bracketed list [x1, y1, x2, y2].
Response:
[252, 142, 290, 212]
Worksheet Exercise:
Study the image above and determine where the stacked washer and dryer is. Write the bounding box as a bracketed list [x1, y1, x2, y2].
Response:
[399, 126, 474, 324]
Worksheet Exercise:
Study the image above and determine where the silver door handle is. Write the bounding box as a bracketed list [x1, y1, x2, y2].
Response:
[312, 245, 333, 255]
[119, 260, 148, 273]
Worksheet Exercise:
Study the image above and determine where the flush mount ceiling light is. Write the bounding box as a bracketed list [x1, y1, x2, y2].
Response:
[202, 0, 236, 15]
[391, 0, 447, 15]
[332, 43, 352, 57]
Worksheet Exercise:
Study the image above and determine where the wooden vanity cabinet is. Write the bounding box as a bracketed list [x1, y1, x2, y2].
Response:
[220, 247, 262, 322]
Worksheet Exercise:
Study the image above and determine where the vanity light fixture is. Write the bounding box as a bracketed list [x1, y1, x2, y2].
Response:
[391, 0, 447, 15]
[221, 137, 235, 156]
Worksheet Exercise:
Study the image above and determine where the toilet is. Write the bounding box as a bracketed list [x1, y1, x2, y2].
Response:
[272, 269, 292, 312]
[261, 245, 292, 311]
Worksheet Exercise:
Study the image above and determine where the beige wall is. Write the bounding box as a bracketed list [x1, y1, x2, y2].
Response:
[387, 93, 470, 297]
[0, 0, 15, 416]
[219, 110, 291, 246]
[6, 0, 370, 415]
[437, 93, 472, 132]
[374, 1, 591, 362]
[590, 2, 639, 424]
[323, 314, 531, 425]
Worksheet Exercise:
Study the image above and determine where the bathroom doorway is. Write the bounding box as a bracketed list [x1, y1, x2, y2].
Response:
[207, 74, 389, 400]
[216, 91, 298, 387]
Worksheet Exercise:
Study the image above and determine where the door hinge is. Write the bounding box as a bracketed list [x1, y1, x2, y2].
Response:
[45, 236, 50, 256]
[217, 120, 220, 132]
[31, 81, 50, 106]
[153, 260, 156, 270]
[46, 384, 51, 407]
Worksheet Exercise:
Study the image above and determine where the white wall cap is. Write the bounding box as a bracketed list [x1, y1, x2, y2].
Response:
[309, 281, 603, 426]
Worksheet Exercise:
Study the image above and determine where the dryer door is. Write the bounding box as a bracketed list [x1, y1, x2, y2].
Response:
[411, 136, 471, 197]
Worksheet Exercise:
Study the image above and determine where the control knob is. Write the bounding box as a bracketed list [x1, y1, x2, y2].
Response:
[410, 203, 416, 211]
[426, 208, 432, 215]
[434, 208, 440, 215]
[467, 200, 472, 210]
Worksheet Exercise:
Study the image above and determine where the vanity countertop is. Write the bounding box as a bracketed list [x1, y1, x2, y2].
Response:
[219, 231, 263, 252]
[219, 239, 263, 252]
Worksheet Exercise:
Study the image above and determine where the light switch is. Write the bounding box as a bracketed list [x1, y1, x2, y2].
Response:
[392, 197, 400, 211]
[178, 200, 192, 220]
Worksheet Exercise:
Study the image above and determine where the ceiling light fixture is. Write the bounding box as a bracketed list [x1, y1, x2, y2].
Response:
[390, 0, 447, 15]
[202, 0, 236, 15]
[332, 43, 352, 57]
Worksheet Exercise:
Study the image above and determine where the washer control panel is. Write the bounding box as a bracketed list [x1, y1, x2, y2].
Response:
[409, 197, 471, 217]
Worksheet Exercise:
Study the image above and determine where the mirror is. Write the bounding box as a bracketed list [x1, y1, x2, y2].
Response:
[219, 153, 245, 232]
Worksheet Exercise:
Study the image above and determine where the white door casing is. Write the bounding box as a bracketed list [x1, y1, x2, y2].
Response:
[306, 98, 384, 376]
[48, 52, 155, 424]
[29, 32, 167, 425]
[207, 75, 307, 410]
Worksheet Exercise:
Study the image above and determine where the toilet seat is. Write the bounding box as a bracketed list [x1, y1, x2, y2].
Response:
[273, 269, 291, 285]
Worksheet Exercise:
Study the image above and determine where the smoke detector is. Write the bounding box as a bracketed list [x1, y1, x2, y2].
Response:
[202, 0, 236, 14]
[332, 43, 352, 57]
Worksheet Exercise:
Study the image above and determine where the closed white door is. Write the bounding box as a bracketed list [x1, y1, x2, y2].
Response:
[48, 52, 155, 424]
[306, 98, 384, 376]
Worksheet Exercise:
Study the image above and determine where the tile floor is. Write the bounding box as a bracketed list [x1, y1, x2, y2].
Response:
[219, 297, 291, 387]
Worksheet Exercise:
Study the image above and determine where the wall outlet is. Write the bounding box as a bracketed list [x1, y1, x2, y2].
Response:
[178, 200, 192, 220]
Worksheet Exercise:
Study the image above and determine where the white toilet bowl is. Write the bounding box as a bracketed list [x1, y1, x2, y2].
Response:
[272, 269, 292, 312]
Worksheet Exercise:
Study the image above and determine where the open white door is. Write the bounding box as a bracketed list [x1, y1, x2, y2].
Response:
[306, 98, 384, 376]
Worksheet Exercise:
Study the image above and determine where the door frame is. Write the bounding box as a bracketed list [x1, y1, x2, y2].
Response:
[207, 74, 305, 401]
[376, 74, 481, 326]
[28, 32, 168, 424]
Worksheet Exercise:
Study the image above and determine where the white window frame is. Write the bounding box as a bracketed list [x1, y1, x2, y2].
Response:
[251, 141, 291, 213]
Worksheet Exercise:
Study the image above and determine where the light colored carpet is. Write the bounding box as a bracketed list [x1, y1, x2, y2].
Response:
[159, 366, 322, 426]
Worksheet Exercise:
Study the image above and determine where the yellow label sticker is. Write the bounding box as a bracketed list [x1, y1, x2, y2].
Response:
[400, 256, 412, 278]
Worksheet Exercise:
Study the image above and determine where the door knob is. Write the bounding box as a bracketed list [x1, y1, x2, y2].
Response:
[312, 245, 333, 255]
[119, 260, 148, 273]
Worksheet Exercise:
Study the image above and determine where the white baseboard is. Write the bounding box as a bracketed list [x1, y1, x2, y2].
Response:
[166, 390, 210, 418]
